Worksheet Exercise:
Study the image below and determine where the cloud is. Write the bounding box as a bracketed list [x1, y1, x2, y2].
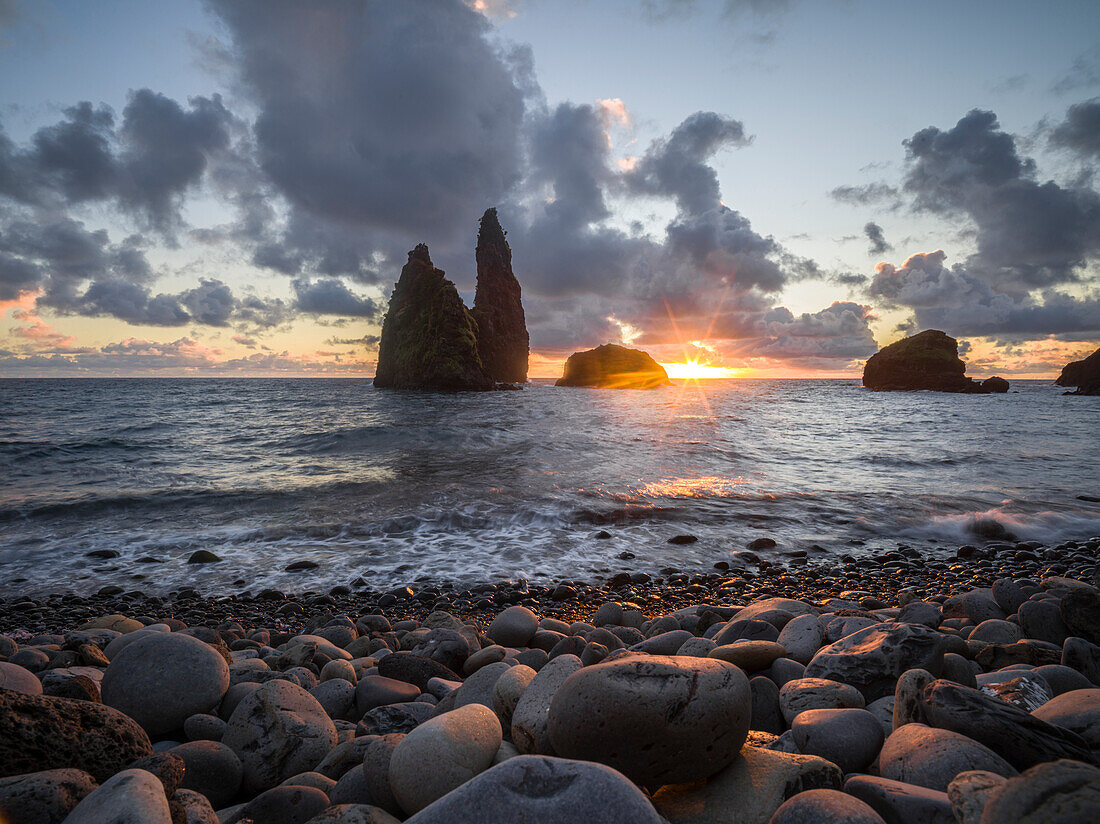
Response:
[829, 182, 900, 208]
[870, 249, 1100, 338]
[292, 278, 379, 317]
[902, 108, 1100, 292]
[207, 0, 529, 270]
[1052, 46, 1100, 95]
[864, 221, 892, 256]
[1050, 98, 1100, 159]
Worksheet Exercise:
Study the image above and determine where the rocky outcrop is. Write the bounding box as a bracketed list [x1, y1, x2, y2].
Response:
[862, 330, 1009, 393]
[374, 245, 494, 392]
[555, 344, 673, 389]
[471, 208, 528, 384]
[1055, 346, 1100, 395]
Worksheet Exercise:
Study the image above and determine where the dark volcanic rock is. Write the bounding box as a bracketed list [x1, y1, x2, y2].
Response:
[1055, 346, 1100, 395]
[471, 208, 529, 384]
[920, 679, 1092, 769]
[555, 344, 673, 389]
[0, 687, 153, 782]
[374, 244, 494, 392]
[862, 329, 1007, 393]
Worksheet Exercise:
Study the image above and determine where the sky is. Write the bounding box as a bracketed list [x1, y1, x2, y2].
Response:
[0, 0, 1098, 378]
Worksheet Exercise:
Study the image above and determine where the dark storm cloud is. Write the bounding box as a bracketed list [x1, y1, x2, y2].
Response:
[870, 249, 1100, 338]
[3, 92, 233, 233]
[1050, 98, 1100, 159]
[181, 278, 236, 326]
[292, 278, 379, 318]
[78, 280, 190, 326]
[864, 221, 891, 256]
[116, 90, 234, 235]
[902, 109, 1100, 292]
[207, 0, 529, 260]
[738, 301, 877, 362]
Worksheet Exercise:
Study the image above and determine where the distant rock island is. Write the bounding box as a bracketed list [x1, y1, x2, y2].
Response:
[1055, 346, 1100, 395]
[862, 330, 1009, 393]
[374, 209, 528, 391]
[556, 344, 673, 389]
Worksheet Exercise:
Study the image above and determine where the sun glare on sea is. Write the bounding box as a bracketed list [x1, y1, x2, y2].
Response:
[661, 359, 740, 380]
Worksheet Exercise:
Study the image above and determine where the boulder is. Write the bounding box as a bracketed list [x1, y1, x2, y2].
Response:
[920, 680, 1092, 769]
[843, 774, 955, 824]
[652, 746, 843, 824]
[1060, 588, 1100, 644]
[979, 758, 1100, 823]
[862, 329, 1005, 393]
[547, 654, 751, 787]
[101, 632, 230, 737]
[1031, 688, 1100, 748]
[376, 653, 461, 691]
[0, 688, 152, 782]
[388, 704, 502, 815]
[877, 723, 1016, 792]
[555, 344, 673, 389]
[769, 789, 887, 824]
[303, 805, 401, 823]
[373, 244, 494, 391]
[62, 768, 171, 824]
[0, 662, 43, 695]
[470, 208, 529, 383]
[946, 770, 1007, 824]
[223, 679, 338, 794]
[169, 740, 242, 809]
[804, 623, 944, 700]
[402, 755, 664, 824]
[242, 785, 330, 824]
[1055, 345, 1100, 395]
[791, 708, 885, 774]
[0, 768, 97, 824]
[511, 654, 582, 756]
[778, 678, 865, 726]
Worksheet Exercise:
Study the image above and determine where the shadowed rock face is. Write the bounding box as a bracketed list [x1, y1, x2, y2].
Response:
[555, 344, 673, 389]
[862, 330, 1008, 393]
[374, 245, 494, 392]
[472, 208, 529, 384]
[1055, 346, 1100, 395]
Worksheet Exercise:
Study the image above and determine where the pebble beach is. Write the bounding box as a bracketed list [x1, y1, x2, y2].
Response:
[2, 534, 1100, 823]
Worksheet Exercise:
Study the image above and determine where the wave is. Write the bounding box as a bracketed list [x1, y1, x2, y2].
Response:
[903, 507, 1100, 545]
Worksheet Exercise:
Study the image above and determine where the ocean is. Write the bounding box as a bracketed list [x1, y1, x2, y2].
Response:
[1, 378, 1098, 596]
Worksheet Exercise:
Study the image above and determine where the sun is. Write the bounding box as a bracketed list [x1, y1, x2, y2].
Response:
[660, 358, 740, 380]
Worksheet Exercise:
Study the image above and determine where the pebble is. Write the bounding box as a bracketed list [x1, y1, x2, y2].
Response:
[946, 770, 1007, 824]
[169, 740, 242, 808]
[709, 640, 786, 671]
[775, 614, 824, 665]
[491, 663, 535, 727]
[486, 606, 539, 647]
[547, 654, 750, 787]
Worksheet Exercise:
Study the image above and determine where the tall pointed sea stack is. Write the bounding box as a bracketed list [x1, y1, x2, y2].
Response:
[472, 208, 529, 383]
[373, 244, 493, 391]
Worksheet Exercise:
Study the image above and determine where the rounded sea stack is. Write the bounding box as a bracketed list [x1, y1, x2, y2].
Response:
[555, 344, 673, 389]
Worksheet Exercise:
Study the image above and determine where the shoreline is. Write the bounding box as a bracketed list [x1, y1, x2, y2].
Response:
[4, 534, 1097, 636]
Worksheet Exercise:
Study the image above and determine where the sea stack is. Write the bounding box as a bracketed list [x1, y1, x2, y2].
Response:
[556, 344, 673, 389]
[1055, 346, 1100, 395]
[472, 208, 529, 384]
[373, 244, 494, 391]
[862, 330, 1008, 393]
